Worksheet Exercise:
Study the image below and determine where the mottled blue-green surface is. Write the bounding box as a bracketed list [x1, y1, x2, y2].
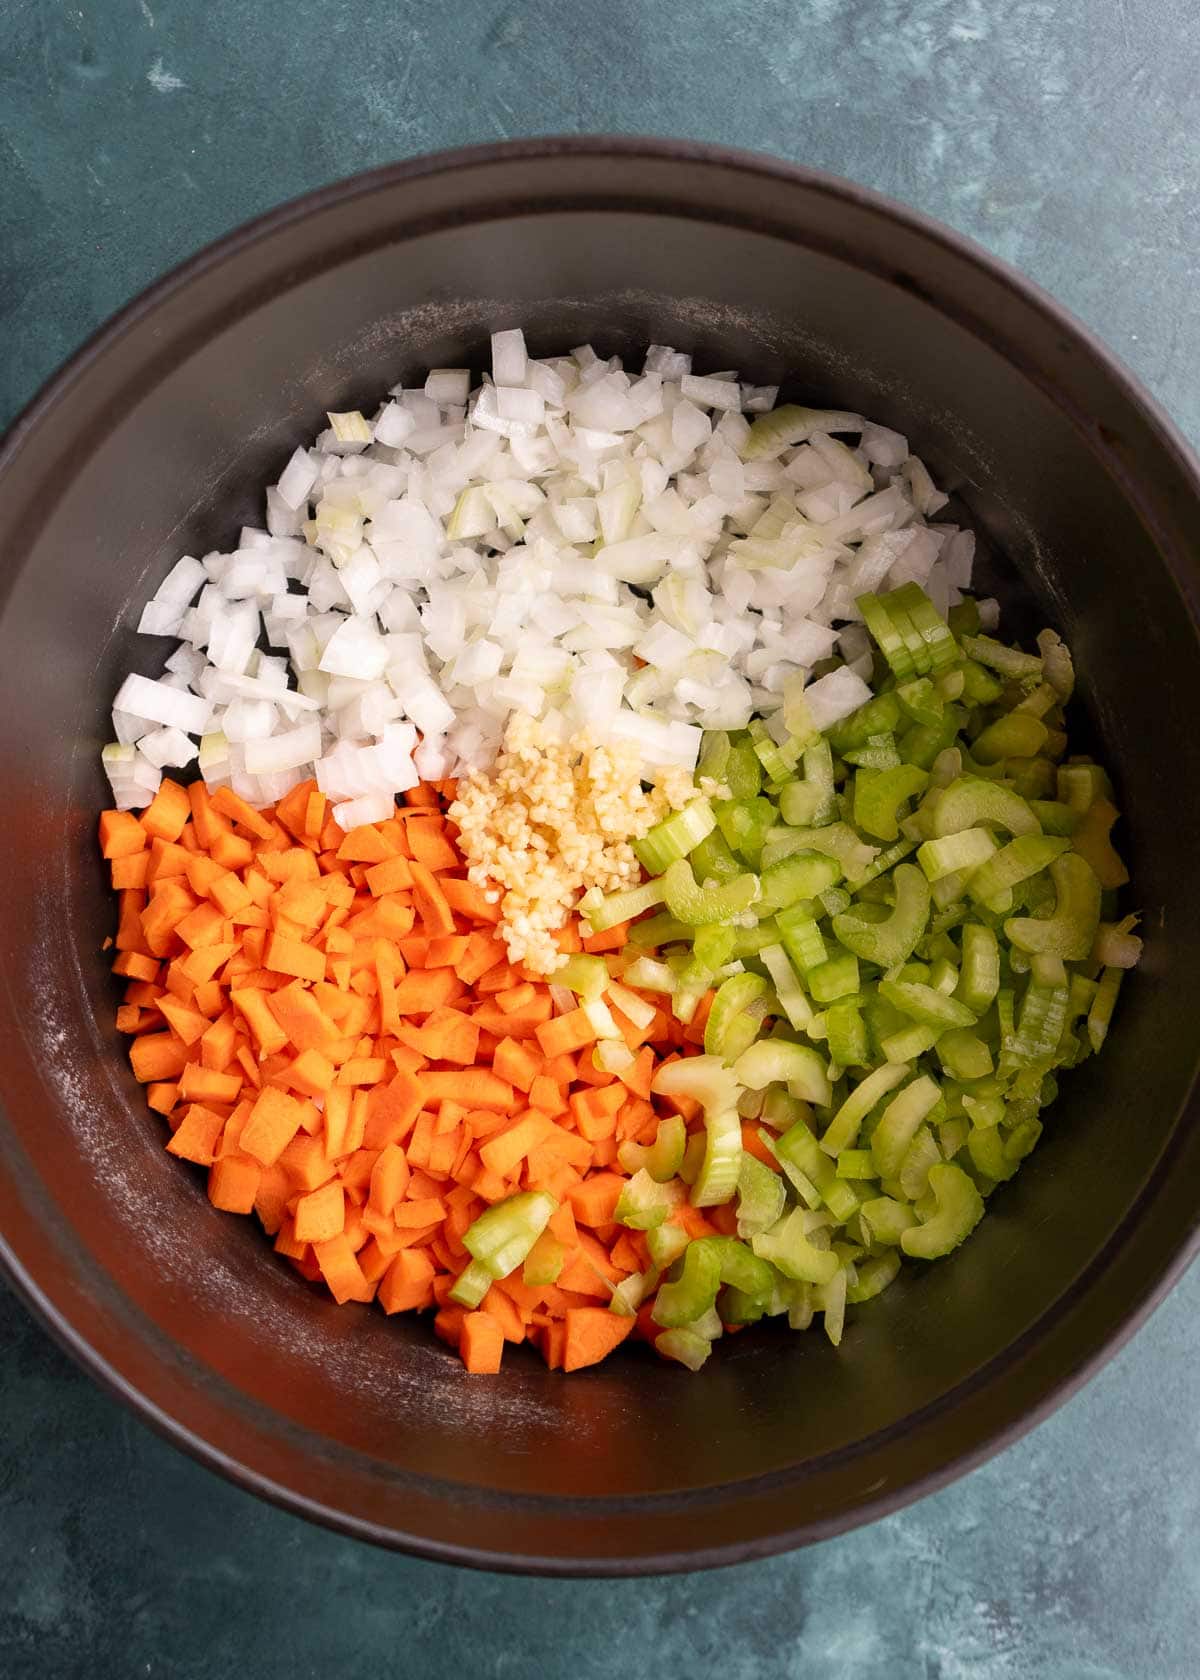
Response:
[3, 2, 1200, 1675]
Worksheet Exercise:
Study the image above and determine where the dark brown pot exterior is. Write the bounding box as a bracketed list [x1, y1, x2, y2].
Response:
[1, 138, 1198, 1574]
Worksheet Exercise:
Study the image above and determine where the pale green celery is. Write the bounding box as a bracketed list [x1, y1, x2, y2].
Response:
[833, 862, 931, 967]
[661, 857, 761, 926]
[779, 821, 879, 884]
[880, 1022, 940, 1063]
[928, 775, 1041, 838]
[842, 732, 901, 771]
[697, 728, 732, 782]
[617, 1115, 687, 1182]
[734, 1038, 832, 1105]
[1087, 966, 1124, 1052]
[846, 1250, 902, 1303]
[1005, 853, 1101, 960]
[859, 1196, 919, 1245]
[449, 1258, 495, 1308]
[736, 1152, 787, 1238]
[1057, 761, 1112, 813]
[937, 1027, 994, 1080]
[917, 826, 999, 882]
[825, 998, 870, 1068]
[776, 901, 829, 975]
[759, 943, 816, 1032]
[967, 834, 1071, 911]
[653, 1236, 774, 1327]
[900, 1163, 984, 1258]
[898, 1124, 943, 1200]
[877, 976, 977, 1029]
[647, 1222, 690, 1270]
[759, 850, 843, 911]
[740, 403, 863, 460]
[629, 912, 691, 948]
[1007, 979, 1069, 1066]
[654, 1327, 713, 1370]
[967, 1124, 1018, 1184]
[615, 1169, 686, 1230]
[834, 1148, 877, 1179]
[956, 922, 1000, 1013]
[705, 971, 773, 1060]
[462, 1190, 556, 1278]
[581, 877, 666, 933]
[853, 764, 931, 842]
[960, 634, 1043, 681]
[621, 955, 677, 993]
[807, 951, 861, 1005]
[633, 798, 716, 875]
[870, 1074, 942, 1177]
[609, 1267, 660, 1316]
[815, 1266, 849, 1346]
[554, 953, 609, 1002]
[821, 1061, 912, 1158]
[751, 1208, 840, 1285]
[971, 712, 1049, 764]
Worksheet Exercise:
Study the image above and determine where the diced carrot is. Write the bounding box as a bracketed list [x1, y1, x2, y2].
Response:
[393, 1196, 446, 1229]
[140, 779, 192, 843]
[393, 967, 463, 1014]
[100, 809, 149, 860]
[378, 1248, 436, 1314]
[580, 920, 631, 954]
[433, 1305, 466, 1348]
[337, 825, 395, 863]
[535, 1008, 599, 1058]
[313, 1234, 373, 1304]
[208, 1155, 262, 1214]
[263, 931, 325, 984]
[211, 786, 275, 840]
[129, 1033, 190, 1083]
[493, 1037, 542, 1093]
[567, 1172, 626, 1229]
[563, 1308, 634, 1371]
[460, 1311, 505, 1373]
[294, 1181, 345, 1243]
[420, 1070, 514, 1111]
[265, 982, 340, 1051]
[178, 1063, 241, 1105]
[364, 854, 414, 896]
[165, 1103, 226, 1166]
[368, 1143, 411, 1216]
[240, 1086, 306, 1166]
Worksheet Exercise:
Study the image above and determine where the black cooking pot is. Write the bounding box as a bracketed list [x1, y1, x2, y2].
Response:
[1, 138, 1197, 1575]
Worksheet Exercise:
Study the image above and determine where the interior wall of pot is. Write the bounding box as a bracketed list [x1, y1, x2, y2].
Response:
[0, 194, 1195, 1507]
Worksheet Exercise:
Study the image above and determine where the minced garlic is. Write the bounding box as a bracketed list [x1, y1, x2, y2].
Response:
[448, 713, 698, 975]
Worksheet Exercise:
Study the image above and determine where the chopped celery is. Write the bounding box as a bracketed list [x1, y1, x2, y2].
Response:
[759, 850, 843, 911]
[697, 728, 732, 782]
[960, 634, 1043, 681]
[854, 765, 931, 842]
[647, 1222, 690, 1270]
[937, 1027, 993, 1080]
[734, 1038, 833, 1104]
[967, 834, 1071, 911]
[449, 1258, 495, 1308]
[846, 1250, 901, 1303]
[724, 744, 764, 800]
[807, 951, 861, 1005]
[615, 1169, 686, 1230]
[833, 863, 931, 967]
[751, 1208, 840, 1285]
[917, 827, 998, 882]
[736, 1152, 787, 1238]
[522, 1232, 566, 1288]
[901, 1163, 984, 1258]
[870, 1075, 942, 1178]
[582, 877, 666, 933]
[821, 1061, 912, 1157]
[759, 943, 815, 1031]
[859, 1196, 919, 1245]
[609, 1268, 659, 1316]
[463, 1190, 556, 1278]
[661, 858, 761, 925]
[776, 902, 829, 975]
[835, 1148, 877, 1180]
[654, 1328, 714, 1371]
[689, 829, 743, 884]
[1087, 965, 1124, 1052]
[634, 798, 717, 875]
[555, 953, 608, 1001]
[653, 1236, 774, 1327]
[825, 998, 870, 1068]
[956, 922, 1000, 1013]
[705, 971, 773, 1060]
[928, 775, 1041, 838]
[617, 1115, 687, 1182]
[877, 977, 977, 1029]
[971, 712, 1049, 764]
[1005, 853, 1101, 960]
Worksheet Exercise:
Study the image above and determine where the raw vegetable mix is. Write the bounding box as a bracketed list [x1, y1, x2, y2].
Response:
[98, 336, 1140, 1374]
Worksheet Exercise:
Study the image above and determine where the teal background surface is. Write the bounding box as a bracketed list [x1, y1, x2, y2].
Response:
[3, 2, 1199, 1675]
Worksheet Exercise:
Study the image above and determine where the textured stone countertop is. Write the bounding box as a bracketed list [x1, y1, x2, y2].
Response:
[3, 2, 1199, 1675]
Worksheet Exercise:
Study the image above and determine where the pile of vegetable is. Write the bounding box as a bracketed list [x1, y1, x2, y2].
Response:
[98, 344, 1140, 1374]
